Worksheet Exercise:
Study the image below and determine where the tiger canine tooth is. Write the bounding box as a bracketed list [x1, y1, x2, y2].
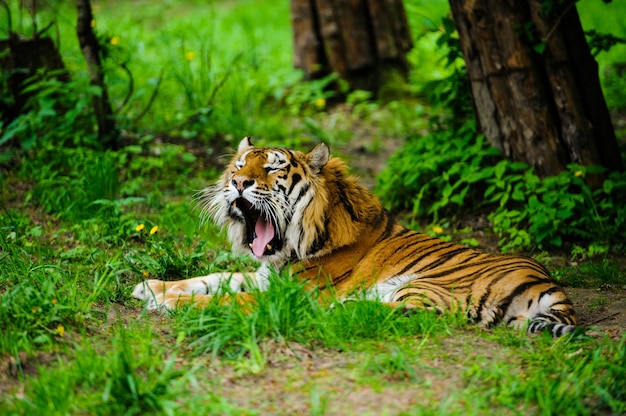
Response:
[266, 244, 272, 251]
[249, 243, 253, 249]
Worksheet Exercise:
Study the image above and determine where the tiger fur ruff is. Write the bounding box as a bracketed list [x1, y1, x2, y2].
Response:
[132, 137, 577, 337]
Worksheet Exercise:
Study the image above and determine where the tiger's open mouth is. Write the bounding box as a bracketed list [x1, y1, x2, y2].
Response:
[234, 198, 282, 258]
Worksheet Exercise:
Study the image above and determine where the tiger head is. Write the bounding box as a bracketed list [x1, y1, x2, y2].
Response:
[200, 137, 333, 265]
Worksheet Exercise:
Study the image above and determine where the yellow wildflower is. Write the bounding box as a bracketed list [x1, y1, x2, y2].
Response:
[142, 271, 150, 278]
[314, 98, 326, 108]
[135, 224, 145, 232]
[51, 298, 58, 304]
[90, 19, 96, 28]
[185, 51, 196, 61]
[574, 170, 583, 177]
[57, 324, 65, 337]
[150, 225, 159, 235]
[432, 225, 444, 235]
[110, 36, 120, 45]
[32, 306, 38, 313]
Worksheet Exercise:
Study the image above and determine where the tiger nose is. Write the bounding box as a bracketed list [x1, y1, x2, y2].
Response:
[232, 176, 255, 192]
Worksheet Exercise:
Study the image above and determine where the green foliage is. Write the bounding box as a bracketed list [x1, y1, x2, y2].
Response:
[0, 240, 79, 353]
[125, 230, 220, 281]
[0, 273, 73, 353]
[464, 333, 626, 415]
[20, 148, 128, 224]
[175, 273, 325, 358]
[377, 4, 626, 253]
[377, 124, 626, 251]
[601, 63, 626, 110]
[487, 163, 626, 251]
[404, 1, 459, 93]
[377, 123, 500, 219]
[0, 71, 99, 150]
[4, 325, 187, 415]
[99, 327, 185, 415]
[417, 16, 473, 125]
[586, 29, 626, 56]
[577, 0, 626, 110]
[284, 73, 343, 116]
[378, 10, 626, 250]
[326, 300, 455, 343]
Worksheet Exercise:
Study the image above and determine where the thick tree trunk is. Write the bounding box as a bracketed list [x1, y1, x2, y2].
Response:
[449, 0, 623, 178]
[0, 36, 69, 126]
[551, 2, 624, 173]
[76, 0, 118, 150]
[290, 0, 412, 94]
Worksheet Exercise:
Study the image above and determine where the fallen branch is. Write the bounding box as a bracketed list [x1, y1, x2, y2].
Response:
[132, 67, 164, 123]
[587, 312, 620, 326]
[115, 62, 134, 113]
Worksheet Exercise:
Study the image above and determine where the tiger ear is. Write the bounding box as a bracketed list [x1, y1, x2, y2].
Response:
[307, 143, 330, 173]
[238, 136, 253, 153]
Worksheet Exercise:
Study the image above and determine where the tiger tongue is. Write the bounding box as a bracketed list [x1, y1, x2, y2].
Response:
[252, 216, 275, 257]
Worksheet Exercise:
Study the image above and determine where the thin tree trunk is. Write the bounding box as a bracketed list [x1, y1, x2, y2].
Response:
[449, 0, 623, 178]
[76, 0, 118, 150]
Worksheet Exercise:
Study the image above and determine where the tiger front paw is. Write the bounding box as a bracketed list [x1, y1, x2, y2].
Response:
[132, 279, 161, 300]
[132, 280, 170, 311]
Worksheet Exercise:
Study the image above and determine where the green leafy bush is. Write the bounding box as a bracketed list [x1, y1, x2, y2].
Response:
[0, 243, 80, 353]
[0, 71, 99, 151]
[377, 124, 626, 252]
[486, 163, 626, 251]
[376, 122, 500, 220]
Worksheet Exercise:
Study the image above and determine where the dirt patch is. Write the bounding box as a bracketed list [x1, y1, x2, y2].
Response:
[335, 130, 403, 190]
[183, 332, 542, 415]
[568, 287, 626, 339]
[198, 338, 468, 415]
[0, 351, 62, 399]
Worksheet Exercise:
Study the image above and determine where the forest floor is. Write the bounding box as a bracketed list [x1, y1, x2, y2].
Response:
[3, 111, 626, 415]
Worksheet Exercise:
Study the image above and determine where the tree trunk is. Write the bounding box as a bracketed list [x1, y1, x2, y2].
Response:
[449, 0, 623, 178]
[76, 0, 118, 150]
[0, 36, 69, 126]
[290, 0, 413, 95]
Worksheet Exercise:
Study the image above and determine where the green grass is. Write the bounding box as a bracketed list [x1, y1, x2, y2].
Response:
[1, 0, 626, 414]
[2, 184, 625, 413]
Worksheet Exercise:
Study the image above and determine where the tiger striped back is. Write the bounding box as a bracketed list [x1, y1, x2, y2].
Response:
[292, 212, 576, 337]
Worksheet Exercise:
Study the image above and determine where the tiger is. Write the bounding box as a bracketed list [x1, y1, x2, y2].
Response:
[132, 137, 577, 337]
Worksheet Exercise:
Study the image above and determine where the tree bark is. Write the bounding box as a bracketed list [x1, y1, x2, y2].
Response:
[449, 0, 623, 178]
[0, 36, 69, 126]
[76, 0, 118, 150]
[550, 2, 623, 173]
[290, 0, 413, 95]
